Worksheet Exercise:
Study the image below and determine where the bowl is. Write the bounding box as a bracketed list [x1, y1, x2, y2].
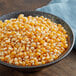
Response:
[0, 11, 75, 72]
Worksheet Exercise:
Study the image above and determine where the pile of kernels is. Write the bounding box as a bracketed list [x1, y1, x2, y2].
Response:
[0, 14, 68, 66]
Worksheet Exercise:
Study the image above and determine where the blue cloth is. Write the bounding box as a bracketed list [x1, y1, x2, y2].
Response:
[36, 0, 76, 49]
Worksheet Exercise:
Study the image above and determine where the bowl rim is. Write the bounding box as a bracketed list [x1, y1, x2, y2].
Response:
[0, 10, 75, 69]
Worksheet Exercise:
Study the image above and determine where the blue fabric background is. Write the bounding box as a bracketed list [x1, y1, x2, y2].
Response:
[36, 0, 76, 49]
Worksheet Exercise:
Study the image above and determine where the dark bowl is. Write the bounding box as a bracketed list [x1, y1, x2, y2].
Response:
[0, 11, 75, 72]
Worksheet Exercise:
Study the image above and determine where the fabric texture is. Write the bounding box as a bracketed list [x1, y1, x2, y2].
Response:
[36, 0, 76, 49]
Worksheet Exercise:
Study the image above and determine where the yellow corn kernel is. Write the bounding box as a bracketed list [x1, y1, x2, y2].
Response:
[6, 20, 10, 24]
[11, 52, 16, 56]
[0, 57, 5, 61]
[34, 39, 38, 42]
[18, 25, 23, 29]
[63, 31, 66, 34]
[41, 48, 46, 52]
[18, 14, 24, 19]
[12, 31, 15, 34]
[16, 44, 19, 48]
[3, 23, 6, 27]
[32, 43, 36, 47]
[36, 52, 40, 56]
[22, 46, 25, 50]
[40, 40, 45, 44]
[25, 60, 29, 64]
[42, 60, 45, 64]
[36, 49, 40, 52]
[65, 35, 68, 38]
[22, 61, 26, 66]
[58, 24, 62, 27]
[64, 44, 68, 48]
[0, 20, 3, 24]
[34, 62, 38, 66]
[61, 38, 65, 42]
[61, 43, 63, 47]
[19, 37, 22, 40]
[30, 22, 34, 25]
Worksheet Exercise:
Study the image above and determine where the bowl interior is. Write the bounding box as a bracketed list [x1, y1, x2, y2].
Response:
[0, 11, 74, 69]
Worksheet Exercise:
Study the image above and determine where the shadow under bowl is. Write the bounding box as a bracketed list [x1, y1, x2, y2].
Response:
[0, 11, 75, 72]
